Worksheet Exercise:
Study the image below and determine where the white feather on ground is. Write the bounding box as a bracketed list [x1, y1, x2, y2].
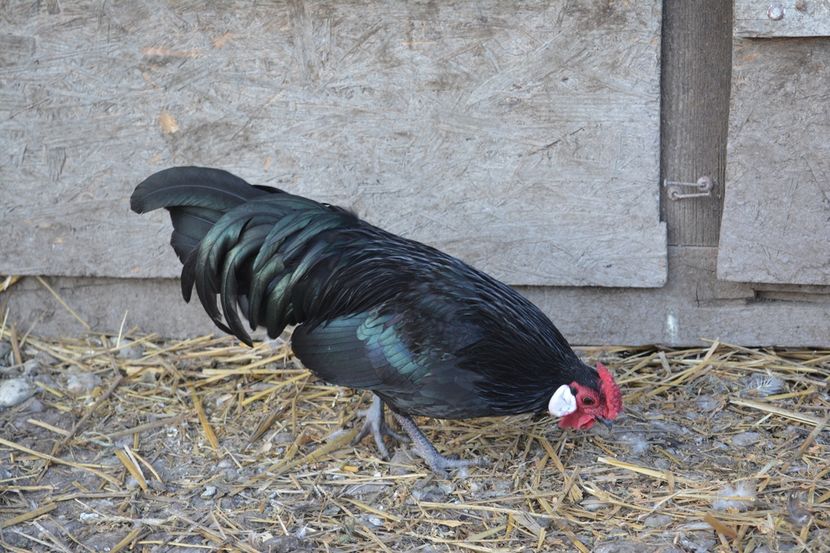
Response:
[712, 480, 757, 511]
[742, 373, 786, 397]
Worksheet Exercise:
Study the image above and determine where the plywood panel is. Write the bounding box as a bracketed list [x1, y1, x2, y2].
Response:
[0, 0, 665, 287]
[735, 0, 830, 37]
[718, 38, 830, 285]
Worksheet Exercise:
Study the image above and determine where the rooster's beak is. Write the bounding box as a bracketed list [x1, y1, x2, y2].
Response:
[597, 418, 613, 431]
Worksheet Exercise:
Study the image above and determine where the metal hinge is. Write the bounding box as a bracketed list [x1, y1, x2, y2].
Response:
[663, 176, 715, 200]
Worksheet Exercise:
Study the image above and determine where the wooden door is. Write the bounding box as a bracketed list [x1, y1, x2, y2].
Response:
[718, 1, 830, 285]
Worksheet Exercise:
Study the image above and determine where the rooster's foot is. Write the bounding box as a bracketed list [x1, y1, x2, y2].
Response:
[392, 412, 485, 476]
[352, 395, 407, 460]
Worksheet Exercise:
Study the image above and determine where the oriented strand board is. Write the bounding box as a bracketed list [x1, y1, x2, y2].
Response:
[734, 0, 830, 37]
[718, 38, 830, 285]
[0, 0, 665, 287]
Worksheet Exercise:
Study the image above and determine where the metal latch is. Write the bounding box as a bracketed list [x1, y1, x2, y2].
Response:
[663, 176, 714, 201]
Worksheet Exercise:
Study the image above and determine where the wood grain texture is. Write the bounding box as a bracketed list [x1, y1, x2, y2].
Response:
[718, 38, 830, 285]
[0, 0, 665, 287]
[735, 0, 830, 37]
[660, 0, 732, 246]
[6, 248, 829, 346]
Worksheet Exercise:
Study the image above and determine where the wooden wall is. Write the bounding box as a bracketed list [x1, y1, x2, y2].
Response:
[0, 0, 665, 287]
[3, 1, 830, 346]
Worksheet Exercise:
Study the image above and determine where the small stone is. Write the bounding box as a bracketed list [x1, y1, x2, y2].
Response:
[201, 485, 217, 498]
[389, 448, 416, 476]
[321, 505, 339, 516]
[263, 337, 284, 352]
[139, 370, 157, 383]
[437, 482, 454, 495]
[678, 533, 717, 553]
[653, 457, 671, 470]
[114, 436, 133, 448]
[411, 483, 448, 502]
[730, 432, 761, 447]
[81, 530, 124, 552]
[695, 395, 720, 412]
[0, 378, 35, 407]
[0, 341, 11, 366]
[117, 339, 145, 360]
[22, 359, 41, 377]
[643, 513, 672, 527]
[343, 481, 388, 497]
[79, 512, 100, 522]
[365, 515, 383, 527]
[260, 535, 307, 553]
[651, 420, 690, 436]
[617, 432, 649, 455]
[272, 432, 294, 444]
[33, 351, 58, 366]
[125, 476, 140, 490]
[65, 368, 102, 396]
[593, 541, 642, 553]
[148, 479, 167, 492]
[23, 397, 44, 413]
[35, 373, 57, 390]
[581, 498, 608, 512]
[787, 492, 811, 526]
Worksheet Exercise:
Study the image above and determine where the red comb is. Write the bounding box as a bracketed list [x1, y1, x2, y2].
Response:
[597, 362, 623, 419]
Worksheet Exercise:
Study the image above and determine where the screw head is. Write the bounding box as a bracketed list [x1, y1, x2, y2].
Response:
[695, 176, 714, 192]
[768, 3, 785, 20]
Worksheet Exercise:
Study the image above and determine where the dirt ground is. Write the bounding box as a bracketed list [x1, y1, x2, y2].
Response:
[0, 332, 828, 552]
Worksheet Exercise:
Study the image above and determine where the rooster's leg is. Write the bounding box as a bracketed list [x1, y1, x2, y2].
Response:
[392, 412, 483, 475]
[352, 395, 407, 459]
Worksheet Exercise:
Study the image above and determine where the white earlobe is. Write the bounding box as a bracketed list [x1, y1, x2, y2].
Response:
[549, 385, 577, 417]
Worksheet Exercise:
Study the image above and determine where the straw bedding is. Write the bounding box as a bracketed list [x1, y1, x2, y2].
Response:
[1, 326, 828, 552]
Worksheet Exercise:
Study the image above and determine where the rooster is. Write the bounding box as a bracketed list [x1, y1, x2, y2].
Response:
[130, 167, 622, 473]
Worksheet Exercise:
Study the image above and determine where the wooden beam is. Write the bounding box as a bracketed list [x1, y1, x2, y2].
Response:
[660, 0, 733, 246]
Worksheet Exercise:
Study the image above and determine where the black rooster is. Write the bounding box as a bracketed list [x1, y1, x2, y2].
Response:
[131, 167, 622, 473]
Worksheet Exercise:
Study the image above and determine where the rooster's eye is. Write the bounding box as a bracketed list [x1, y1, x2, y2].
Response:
[582, 397, 595, 406]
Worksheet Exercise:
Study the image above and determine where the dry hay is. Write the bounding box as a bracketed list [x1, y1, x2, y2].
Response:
[0, 323, 828, 552]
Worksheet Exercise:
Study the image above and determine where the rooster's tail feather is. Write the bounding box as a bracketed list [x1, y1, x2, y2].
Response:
[131, 166, 276, 261]
[130, 166, 355, 345]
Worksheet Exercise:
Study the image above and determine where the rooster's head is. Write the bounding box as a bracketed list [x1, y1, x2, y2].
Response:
[548, 363, 622, 430]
